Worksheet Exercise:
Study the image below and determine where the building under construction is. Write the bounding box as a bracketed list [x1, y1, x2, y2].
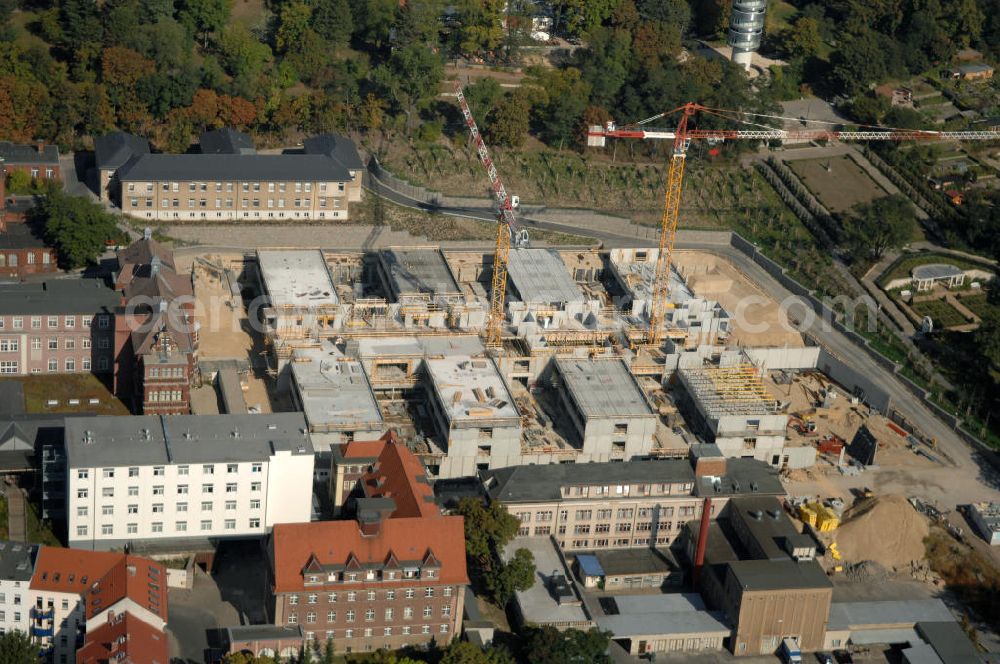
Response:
[676, 363, 806, 468]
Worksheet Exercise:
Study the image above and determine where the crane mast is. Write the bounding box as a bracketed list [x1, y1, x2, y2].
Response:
[454, 80, 527, 349]
[587, 104, 1000, 347]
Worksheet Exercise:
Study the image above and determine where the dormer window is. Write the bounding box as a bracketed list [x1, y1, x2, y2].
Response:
[346, 573, 357, 582]
[365, 570, 376, 581]
[308, 575, 318, 583]
[425, 569, 437, 579]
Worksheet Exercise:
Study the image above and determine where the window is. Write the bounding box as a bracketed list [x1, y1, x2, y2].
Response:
[177, 485, 189, 495]
[101, 524, 113, 536]
[424, 587, 434, 598]
[77, 525, 87, 536]
[12, 317, 21, 329]
[289, 595, 299, 605]
[288, 614, 298, 625]
[422, 625, 431, 635]
[227, 463, 238, 474]
[225, 500, 236, 510]
[65, 338, 75, 350]
[443, 587, 451, 597]
[423, 606, 432, 618]
[47, 316, 58, 329]
[224, 519, 236, 530]
[365, 608, 375, 621]
[30, 337, 40, 350]
[442, 605, 451, 617]
[386, 590, 395, 600]
[405, 589, 415, 599]
[0, 339, 17, 352]
[203, 464, 214, 474]
[201, 501, 213, 511]
[226, 483, 237, 493]
[102, 505, 113, 516]
[178, 465, 189, 476]
[151, 522, 163, 533]
[48, 338, 58, 350]
[306, 612, 316, 624]
[102, 487, 114, 498]
[249, 518, 261, 528]
[251, 462, 262, 473]
[153, 466, 165, 476]
[128, 504, 138, 514]
[152, 486, 164, 495]
[200, 520, 212, 531]
[404, 607, 413, 619]
[177, 502, 188, 512]
[152, 504, 164, 513]
[250, 499, 260, 509]
[251, 482, 261, 492]
[64, 358, 75, 371]
[128, 486, 139, 496]
[327, 610, 336, 622]
[202, 484, 214, 493]
[127, 523, 137, 534]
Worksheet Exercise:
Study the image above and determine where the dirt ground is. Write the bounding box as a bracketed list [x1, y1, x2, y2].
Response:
[191, 256, 254, 361]
[674, 250, 805, 348]
[787, 156, 889, 214]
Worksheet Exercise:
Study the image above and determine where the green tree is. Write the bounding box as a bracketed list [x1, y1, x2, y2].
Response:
[843, 194, 916, 260]
[440, 640, 514, 664]
[463, 77, 503, 121]
[34, 188, 122, 269]
[778, 16, 822, 61]
[371, 43, 443, 131]
[527, 67, 590, 148]
[485, 546, 535, 605]
[6, 170, 34, 194]
[313, 0, 354, 46]
[178, 0, 231, 46]
[691, 0, 730, 37]
[487, 90, 529, 147]
[522, 626, 612, 664]
[0, 631, 39, 664]
[553, 0, 618, 37]
[276, 0, 314, 53]
[218, 25, 272, 82]
[452, 0, 505, 54]
[454, 498, 519, 563]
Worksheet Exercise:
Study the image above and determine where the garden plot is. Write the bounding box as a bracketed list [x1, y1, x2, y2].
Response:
[787, 156, 889, 214]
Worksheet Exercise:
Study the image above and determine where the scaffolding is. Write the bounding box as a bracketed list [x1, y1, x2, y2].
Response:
[681, 364, 777, 417]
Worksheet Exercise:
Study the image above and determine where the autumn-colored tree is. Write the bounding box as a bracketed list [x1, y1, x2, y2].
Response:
[217, 94, 258, 129]
[360, 92, 386, 132]
[0, 75, 49, 142]
[187, 88, 220, 129]
[100, 46, 155, 89]
[633, 21, 680, 68]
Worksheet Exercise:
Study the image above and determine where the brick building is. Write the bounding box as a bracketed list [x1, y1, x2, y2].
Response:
[112, 233, 197, 414]
[0, 280, 119, 376]
[0, 220, 58, 280]
[0, 141, 61, 183]
[268, 433, 467, 654]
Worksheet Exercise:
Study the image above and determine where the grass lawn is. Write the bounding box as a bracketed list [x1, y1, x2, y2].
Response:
[0, 374, 130, 415]
[786, 156, 890, 214]
[909, 298, 971, 328]
[878, 252, 995, 287]
[766, 0, 798, 33]
[25, 499, 61, 547]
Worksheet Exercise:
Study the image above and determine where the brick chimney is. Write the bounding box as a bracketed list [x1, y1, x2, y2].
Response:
[692, 497, 712, 588]
[689, 443, 727, 477]
[36, 140, 45, 154]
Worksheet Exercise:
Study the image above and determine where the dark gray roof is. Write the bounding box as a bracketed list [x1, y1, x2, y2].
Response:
[94, 131, 149, 171]
[0, 540, 36, 581]
[0, 279, 119, 315]
[592, 547, 679, 576]
[65, 413, 314, 469]
[728, 495, 810, 560]
[199, 128, 256, 155]
[303, 134, 363, 170]
[380, 248, 461, 297]
[117, 153, 352, 182]
[915, 621, 984, 664]
[728, 558, 832, 592]
[482, 460, 696, 503]
[912, 264, 965, 281]
[0, 221, 48, 250]
[696, 458, 785, 498]
[0, 142, 59, 165]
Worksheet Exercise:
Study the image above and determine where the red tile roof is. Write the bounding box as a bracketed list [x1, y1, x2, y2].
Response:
[77, 612, 168, 664]
[341, 439, 387, 459]
[86, 556, 168, 623]
[360, 434, 438, 519]
[271, 516, 468, 593]
[30, 548, 124, 595]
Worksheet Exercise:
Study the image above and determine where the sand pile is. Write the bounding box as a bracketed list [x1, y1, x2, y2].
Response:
[835, 494, 930, 570]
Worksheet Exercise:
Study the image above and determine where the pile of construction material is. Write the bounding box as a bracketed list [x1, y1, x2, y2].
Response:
[835, 494, 930, 571]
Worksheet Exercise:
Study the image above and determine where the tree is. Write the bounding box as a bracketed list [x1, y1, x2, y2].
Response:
[843, 194, 916, 260]
[34, 187, 123, 269]
[440, 640, 514, 664]
[0, 631, 39, 664]
[778, 17, 822, 61]
[487, 90, 529, 147]
[553, 0, 618, 37]
[178, 0, 231, 46]
[371, 44, 443, 131]
[522, 626, 612, 664]
[691, 0, 730, 37]
[452, 0, 505, 54]
[217, 25, 272, 82]
[313, 0, 353, 46]
[6, 170, 34, 194]
[223, 653, 276, 664]
[454, 498, 519, 563]
[527, 67, 590, 149]
[485, 546, 535, 605]
[463, 77, 503, 121]
[276, 0, 313, 54]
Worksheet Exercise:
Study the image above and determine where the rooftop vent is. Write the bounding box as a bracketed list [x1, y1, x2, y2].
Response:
[752, 510, 763, 521]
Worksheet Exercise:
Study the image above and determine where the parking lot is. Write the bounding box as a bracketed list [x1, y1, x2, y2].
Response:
[167, 540, 270, 663]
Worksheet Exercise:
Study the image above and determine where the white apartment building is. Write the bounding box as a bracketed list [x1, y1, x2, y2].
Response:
[64, 413, 315, 551]
[0, 541, 36, 638]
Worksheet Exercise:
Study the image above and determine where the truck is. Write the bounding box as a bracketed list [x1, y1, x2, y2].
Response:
[779, 638, 803, 664]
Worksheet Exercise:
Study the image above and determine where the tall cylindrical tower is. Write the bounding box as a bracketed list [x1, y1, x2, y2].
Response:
[728, 0, 767, 70]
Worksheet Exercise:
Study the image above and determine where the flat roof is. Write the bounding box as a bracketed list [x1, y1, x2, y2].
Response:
[65, 413, 313, 468]
[0, 279, 119, 315]
[258, 249, 339, 308]
[971, 501, 1000, 531]
[291, 343, 382, 431]
[556, 358, 655, 420]
[611, 593, 706, 614]
[356, 335, 484, 358]
[0, 540, 35, 581]
[507, 249, 584, 304]
[593, 547, 679, 577]
[827, 600, 955, 631]
[728, 558, 832, 592]
[597, 596, 729, 638]
[227, 624, 304, 642]
[912, 264, 965, 280]
[380, 249, 460, 297]
[609, 249, 694, 303]
[916, 621, 983, 664]
[504, 536, 590, 628]
[679, 365, 779, 418]
[426, 356, 519, 425]
[730, 495, 810, 561]
[693, 459, 785, 498]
